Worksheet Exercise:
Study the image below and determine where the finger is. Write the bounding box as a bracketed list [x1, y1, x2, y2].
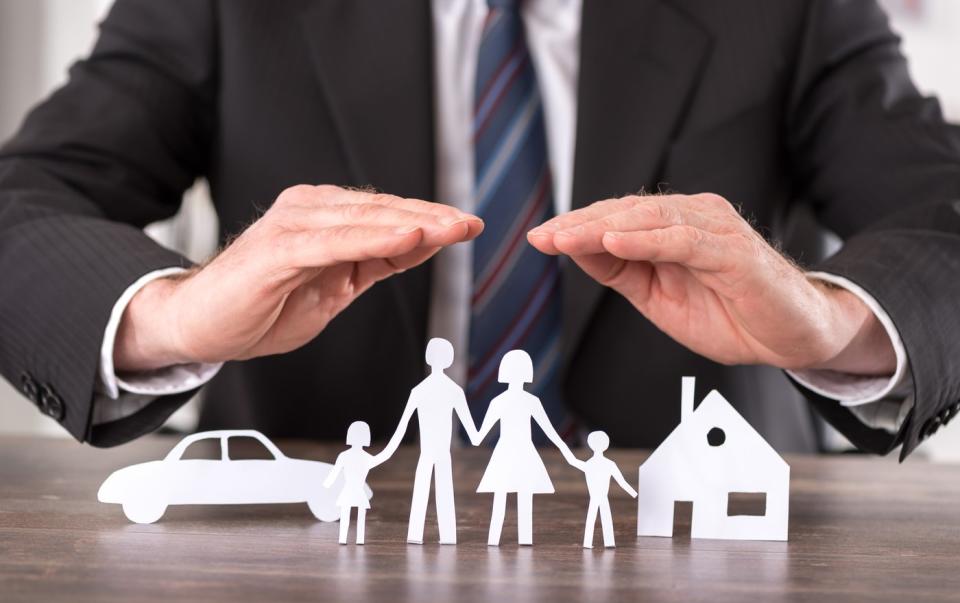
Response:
[285, 203, 482, 247]
[600, 225, 731, 272]
[527, 198, 638, 254]
[282, 224, 425, 268]
[569, 253, 657, 308]
[354, 246, 441, 288]
[316, 187, 485, 239]
[551, 201, 726, 256]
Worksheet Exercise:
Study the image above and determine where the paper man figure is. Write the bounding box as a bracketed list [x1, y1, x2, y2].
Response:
[572, 431, 638, 549]
[323, 421, 392, 545]
[475, 349, 581, 546]
[377, 338, 480, 544]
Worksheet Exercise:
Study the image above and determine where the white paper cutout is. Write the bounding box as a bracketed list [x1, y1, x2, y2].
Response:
[572, 431, 637, 548]
[474, 349, 581, 546]
[98, 429, 370, 524]
[636, 377, 790, 541]
[324, 421, 394, 545]
[377, 338, 480, 544]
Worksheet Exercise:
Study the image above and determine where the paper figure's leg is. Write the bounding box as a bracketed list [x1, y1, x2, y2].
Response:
[338, 507, 350, 545]
[434, 454, 456, 544]
[583, 500, 599, 549]
[600, 499, 615, 548]
[407, 455, 433, 544]
[518, 493, 533, 546]
[487, 492, 507, 546]
[356, 508, 367, 545]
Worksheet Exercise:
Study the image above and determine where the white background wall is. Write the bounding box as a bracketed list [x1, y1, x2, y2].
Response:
[0, 0, 958, 459]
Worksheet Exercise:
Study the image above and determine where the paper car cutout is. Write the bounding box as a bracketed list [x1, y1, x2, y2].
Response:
[98, 429, 370, 524]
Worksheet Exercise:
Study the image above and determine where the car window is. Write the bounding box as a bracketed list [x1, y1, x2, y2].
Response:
[175, 438, 223, 460]
[226, 435, 280, 460]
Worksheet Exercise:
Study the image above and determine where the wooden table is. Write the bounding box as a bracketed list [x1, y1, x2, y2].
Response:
[2, 435, 960, 602]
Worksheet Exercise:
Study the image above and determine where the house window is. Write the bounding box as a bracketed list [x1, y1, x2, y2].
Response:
[727, 492, 766, 516]
[707, 427, 725, 446]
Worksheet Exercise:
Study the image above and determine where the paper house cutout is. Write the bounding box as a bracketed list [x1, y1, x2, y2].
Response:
[636, 377, 789, 541]
[98, 429, 369, 524]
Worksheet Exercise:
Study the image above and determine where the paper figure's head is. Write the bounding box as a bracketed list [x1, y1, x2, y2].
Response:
[425, 337, 454, 369]
[498, 349, 533, 384]
[346, 421, 371, 447]
[587, 431, 610, 453]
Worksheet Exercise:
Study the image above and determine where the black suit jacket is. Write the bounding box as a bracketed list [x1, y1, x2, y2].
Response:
[1, 0, 958, 459]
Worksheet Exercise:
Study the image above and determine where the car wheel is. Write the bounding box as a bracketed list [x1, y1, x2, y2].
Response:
[308, 498, 338, 522]
[122, 500, 167, 524]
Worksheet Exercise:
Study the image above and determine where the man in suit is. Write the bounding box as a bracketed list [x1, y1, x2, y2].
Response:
[0, 0, 958, 460]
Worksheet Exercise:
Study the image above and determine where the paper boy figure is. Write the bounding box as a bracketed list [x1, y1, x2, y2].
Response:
[573, 431, 638, 549]
[323, 421, 391, 545]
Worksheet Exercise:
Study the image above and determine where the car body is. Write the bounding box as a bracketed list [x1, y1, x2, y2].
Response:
[97, 429, 370, 524]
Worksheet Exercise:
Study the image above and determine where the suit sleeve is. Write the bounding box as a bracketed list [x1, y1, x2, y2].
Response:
[0, 0, 217, 446]
[785, 0, 960, 460]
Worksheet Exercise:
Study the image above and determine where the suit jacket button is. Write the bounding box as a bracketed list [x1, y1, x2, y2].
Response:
[20, 372, 39, 404]
[39, 384, 65, 422]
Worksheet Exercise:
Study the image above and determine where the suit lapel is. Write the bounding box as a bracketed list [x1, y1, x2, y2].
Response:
[301, 0, 435, 352]
[562, 0, 712, 370]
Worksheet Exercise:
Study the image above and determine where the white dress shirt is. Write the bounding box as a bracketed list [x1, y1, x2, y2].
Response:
[94, 0, 912, 435]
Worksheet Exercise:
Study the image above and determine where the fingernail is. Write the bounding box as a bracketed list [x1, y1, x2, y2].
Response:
[396, 225, 420, 235]
[605, 231, 624, 239]
[439, 216, 467, 226]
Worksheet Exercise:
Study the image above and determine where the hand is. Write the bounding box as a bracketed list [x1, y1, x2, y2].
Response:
[115, 185, 483, 371]
[528, 193, 896, 374]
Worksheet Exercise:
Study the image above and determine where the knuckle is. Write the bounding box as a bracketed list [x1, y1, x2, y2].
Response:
[344, 202, 378, 222]
[370, 192, 398, 207]
[697, 192, 735, 212]
[634, 202, 673, 224]
[276, 184, 316, 206]
[682, 225, 704, 244]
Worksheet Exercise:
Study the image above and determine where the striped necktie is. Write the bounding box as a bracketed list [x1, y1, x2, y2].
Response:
[467, 0, 567, 441]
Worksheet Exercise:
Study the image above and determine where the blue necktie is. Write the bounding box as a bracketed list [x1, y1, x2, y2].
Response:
[467, 0, 567, 441]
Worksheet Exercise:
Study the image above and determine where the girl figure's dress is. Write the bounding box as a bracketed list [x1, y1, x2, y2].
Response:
[476, 389, 555, 494]
[332, 448, 374, 509]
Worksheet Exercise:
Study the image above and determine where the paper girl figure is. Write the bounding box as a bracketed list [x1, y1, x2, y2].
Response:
[474, 349, 581, 546]
[323, 421, 392, 545]
[573, 430, 638, 549]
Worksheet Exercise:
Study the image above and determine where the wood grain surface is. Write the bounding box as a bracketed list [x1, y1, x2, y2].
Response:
[2, 435, 960, 602]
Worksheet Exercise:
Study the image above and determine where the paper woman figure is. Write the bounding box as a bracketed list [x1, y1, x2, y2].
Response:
[323, 421, 392, 545]
[573, 430, 638, 548]
[474, 349, 581, 546]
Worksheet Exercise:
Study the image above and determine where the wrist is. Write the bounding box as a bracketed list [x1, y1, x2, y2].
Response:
[804, 280, 897, 376]
[113, 275, 192, 372]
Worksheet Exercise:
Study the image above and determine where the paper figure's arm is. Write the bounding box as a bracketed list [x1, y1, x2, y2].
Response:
[322, 454, 345, 489]
[370, 391, 417, 466]
[454, 387, 481, 445]
[611, 463, 638, 498]
[474, 400, 500, 443]
[531, 398, 580, 466]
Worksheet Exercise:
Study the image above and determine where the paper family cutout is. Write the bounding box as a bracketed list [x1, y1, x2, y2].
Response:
[97, 429, 370, 524]
[99, 342, 790, 546]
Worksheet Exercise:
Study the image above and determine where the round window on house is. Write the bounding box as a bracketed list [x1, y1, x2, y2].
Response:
[707, 427, 725, 446]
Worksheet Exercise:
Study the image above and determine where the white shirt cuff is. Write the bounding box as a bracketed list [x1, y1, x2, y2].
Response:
[97, 267, 222, 402]
[787, 272, 912, 433]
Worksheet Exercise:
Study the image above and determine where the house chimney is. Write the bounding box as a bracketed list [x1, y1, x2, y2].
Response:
[680, 376, 695, 422]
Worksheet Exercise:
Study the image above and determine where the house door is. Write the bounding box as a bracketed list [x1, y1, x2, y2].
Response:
[673, 501, 693, 538]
